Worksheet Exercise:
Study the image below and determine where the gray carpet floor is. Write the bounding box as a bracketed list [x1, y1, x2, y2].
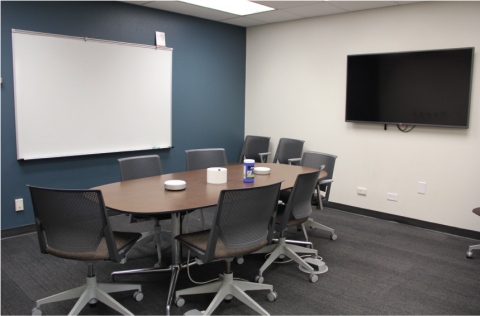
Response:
[2, 206, 480, 315]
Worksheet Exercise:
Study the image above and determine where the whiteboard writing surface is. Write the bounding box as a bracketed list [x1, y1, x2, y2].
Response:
[12, 30, 172, 160]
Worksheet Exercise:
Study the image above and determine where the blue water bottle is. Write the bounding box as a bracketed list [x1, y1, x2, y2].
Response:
[243, 159, 255, 183]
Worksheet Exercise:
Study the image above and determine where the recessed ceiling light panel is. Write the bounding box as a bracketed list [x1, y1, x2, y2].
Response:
[178, 0, 275, 16]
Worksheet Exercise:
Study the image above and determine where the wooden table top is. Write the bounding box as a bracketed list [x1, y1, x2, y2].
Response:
[92, 163, 326, 215]
[473, 207, 480, 217]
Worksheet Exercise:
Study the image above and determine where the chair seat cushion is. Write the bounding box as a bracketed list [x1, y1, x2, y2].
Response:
[177, 230, 268, 259]
[275, 209, 308, 227]
[46, 231, 141, 261]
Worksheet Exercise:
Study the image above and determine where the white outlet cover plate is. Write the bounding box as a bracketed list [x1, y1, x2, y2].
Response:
[387, 193, 398, 201]
[418, 182, 426, 194]
[357, 187, 367, 195]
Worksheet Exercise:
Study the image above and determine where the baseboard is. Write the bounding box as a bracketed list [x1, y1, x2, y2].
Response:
[1, 224, 36, 239]
[328, 202, 480, 240]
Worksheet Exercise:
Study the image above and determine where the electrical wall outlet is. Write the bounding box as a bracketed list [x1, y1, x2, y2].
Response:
[15, 199, 24, 212]
[418, 182, 426, 194]
[387, 193, 398, 201]
[357, 187, 367, 195]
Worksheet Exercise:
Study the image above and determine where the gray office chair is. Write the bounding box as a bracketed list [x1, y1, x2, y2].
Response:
[253, 171, 324, 283]
[174, 182, 282, 316]
[111, 155, 171, 281]
[28, 186, 143, 316]
[287, 151, 338, 241]
[467, 207, 480, 258]
[186, 148, 228, 171]
[273, 138, 305, 164]
[238, 135, 271, 163]
[185, 148, 228, 229]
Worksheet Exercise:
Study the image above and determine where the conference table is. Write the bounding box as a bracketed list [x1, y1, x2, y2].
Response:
[92, 163, 326, 315]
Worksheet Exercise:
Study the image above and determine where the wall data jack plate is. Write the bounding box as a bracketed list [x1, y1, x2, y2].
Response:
[387, 193, 398, 201]
[15, 199, 24, 211]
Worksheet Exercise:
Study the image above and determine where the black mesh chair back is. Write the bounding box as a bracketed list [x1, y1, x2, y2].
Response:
[28, 186, 120, 262]
[201, 182, 281, 262]
[217, 183, 281, 249]
[273, 138, 305, 164]
[278, 171, 320, 230]
[301, 151, 337, 198]
[118, 155, 163, 181]
[238, 135, 270, 163]
[185, 148, 228, 171]
[118, 155, 169, 223]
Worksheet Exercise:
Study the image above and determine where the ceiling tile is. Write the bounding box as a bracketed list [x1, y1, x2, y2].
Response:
[252, 1, 321, 10]
[328, 1, 398, 12]
[122, 1, 152, 5]
[284, 2, 347, 17]
[396, 1, 422, 4]
[221, 17, 268, 27]
[144, 1, 238, 21]
[248, 9, 304, 23]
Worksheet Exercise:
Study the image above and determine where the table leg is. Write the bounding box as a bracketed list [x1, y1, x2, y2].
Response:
[166, 212, 181, 315]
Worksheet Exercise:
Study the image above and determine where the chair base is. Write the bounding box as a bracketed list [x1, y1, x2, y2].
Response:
[253, 237, 319, 281]
[467, 244, 480, 258]
[175, 272, 275, 316]
[111, 222, 171, 281]
[34, 275, 141, 316]
[301, 218, 336, 241]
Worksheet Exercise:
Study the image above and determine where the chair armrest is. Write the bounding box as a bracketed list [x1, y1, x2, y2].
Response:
[319, 179, 333, 185]
[258, 152, 271, 163]
[288, 158, 301, 165]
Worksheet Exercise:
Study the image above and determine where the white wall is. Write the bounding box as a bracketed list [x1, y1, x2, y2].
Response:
[245, 1, 480, 231]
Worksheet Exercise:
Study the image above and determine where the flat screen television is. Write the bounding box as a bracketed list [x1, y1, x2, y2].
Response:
[345, 47, 474, 128]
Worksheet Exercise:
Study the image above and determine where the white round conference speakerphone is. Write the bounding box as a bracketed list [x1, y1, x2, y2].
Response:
[164, 180, 186, 191]
[253, 167, 271, 175]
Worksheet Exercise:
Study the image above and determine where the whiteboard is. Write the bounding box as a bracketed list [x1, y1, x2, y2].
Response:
[12, 29, 172, 160]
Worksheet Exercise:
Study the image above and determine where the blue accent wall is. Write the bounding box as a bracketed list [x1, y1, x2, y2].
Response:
[1, 1, 246, 229]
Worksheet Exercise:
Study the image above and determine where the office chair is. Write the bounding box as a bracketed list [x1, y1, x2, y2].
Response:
[111, 155, 171, 281]
[185, 148, 228, 229]
[28, 186, 143, 316]
[186, 148, 228, 171]
[238, 135, 271, 163]
[467, 207, 480, 258]
[273, 138, 305, 164]
[253, 171, 323, 283]
[174, 182, 282, 316]
[288, 151, 338, 241]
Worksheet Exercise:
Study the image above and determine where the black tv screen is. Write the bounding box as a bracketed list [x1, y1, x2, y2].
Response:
[345, 47, 474, 128]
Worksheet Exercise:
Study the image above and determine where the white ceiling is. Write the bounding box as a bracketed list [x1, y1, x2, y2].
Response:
[122, 1, 421, 27]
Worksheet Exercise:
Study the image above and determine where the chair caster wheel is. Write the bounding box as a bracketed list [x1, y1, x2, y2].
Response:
[309, 274, 319, 283]
[331, 234, 337, 241]
[133, 291, 144, 302]
[176, 296, 185, 307]
[255, 275, 264, 284]
[32, 307, 42, 316]
[267, 291, 278, 302]
[279, 254, 285, 260]
[236, 257, 244, 265]
[224, 294, 233, 303]
[466, 251, 473, 259]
